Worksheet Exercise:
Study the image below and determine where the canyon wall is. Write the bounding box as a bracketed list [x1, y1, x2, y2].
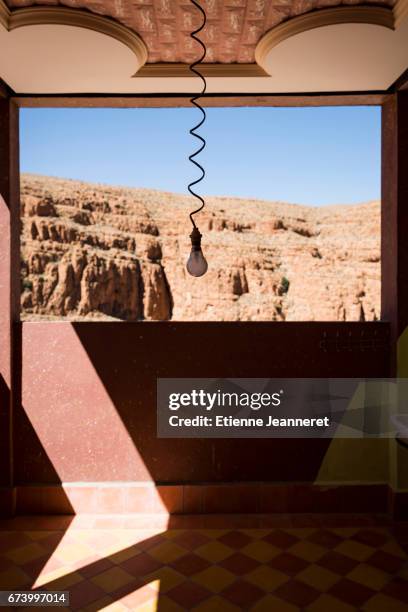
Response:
[20, 174, 380, 322]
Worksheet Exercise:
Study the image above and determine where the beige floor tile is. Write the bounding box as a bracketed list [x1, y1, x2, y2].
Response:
[148, 541, 186, 564]
[198, 530, 228, 539]
[334, 539, 375, 562]
[241, 541, 281, 563]
[195, 541, 234, 563]
[347, 562, 391, 590]
[362, 593, 408, 612]
[251, 594, 299, 612]
[81, 596, 114, 612]
[306, 593, 357, 612]
[289, 540, 327, 563]
[156, 595, 190, 612]
[5, 543, 46, 564]
[0, 567, 31, 589]
[34, 566, 79, 588]
[381, 540, 407, 559]
[53, 542, 94, 564]
[192, 565, 235, 593]
[245, 565, 289, 591]
[99, 602, 128, 612]
[144, 567, 184, 593]
[91, 566, 135, 593]
[194, 595, 241, 612]
[297, 563, 340, 591]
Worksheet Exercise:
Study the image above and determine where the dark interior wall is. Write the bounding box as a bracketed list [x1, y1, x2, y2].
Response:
[0, 96, 19, 513]
[16, 321, 390, 485]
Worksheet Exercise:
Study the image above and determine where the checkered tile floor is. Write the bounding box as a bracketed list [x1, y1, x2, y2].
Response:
[0, 517, 407, 611]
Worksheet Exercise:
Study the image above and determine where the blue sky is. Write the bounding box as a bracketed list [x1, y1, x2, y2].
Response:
[20, 106, 381, 206]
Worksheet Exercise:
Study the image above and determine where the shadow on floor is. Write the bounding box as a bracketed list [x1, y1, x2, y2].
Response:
[2, 515, 408, 611]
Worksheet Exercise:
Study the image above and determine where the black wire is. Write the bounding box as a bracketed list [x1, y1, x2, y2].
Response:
[188, 0, 207, 229]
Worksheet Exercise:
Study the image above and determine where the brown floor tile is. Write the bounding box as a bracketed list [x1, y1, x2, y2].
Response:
[80, 595, 114, 612]
[217, 531, 253, 550]
[263, 530, 300, 550]
[362, 592, 408, 611]
[317, 551, 359, 575]
[0, 531, 32, 551]
[136, 533, 167, 552]
[78, 556, 115, 579]
[307, 593, 357, 611]
[68, 578, 106, 610]
[90, 566, 135, 594]
[307, 529, 344, 549]
[108, 576, 148, 601]
[352, 529, 390, 548]
[219, 552, 259, 576]
[195, 541, 234, 563]
[143, 566, 184, 594]
[221, 579, 265, 607]
[366, 550, 406, 573]
[120, 551, 162, 577]
[154, 594, 185, 611]
[329, 577, 376, 607]
[169, 553, 211, 577]
[194, 595, 241, 612]
[0, 518, 406, 612]
[0, 556, 12, 571]
[275, 578, 320, 607]
[118, 583, 157, 608]
[268, 552, 309, 576]
[382, 577, 408, 604]
[20, 555, 50, 579]
[166, 580, 211, 608]
[171, 530, 210, 550]
[252, 594, 299, 612]
[0, 566, 32, 589]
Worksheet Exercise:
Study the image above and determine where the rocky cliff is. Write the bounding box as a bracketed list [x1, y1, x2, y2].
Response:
[20, 174, 380, 322]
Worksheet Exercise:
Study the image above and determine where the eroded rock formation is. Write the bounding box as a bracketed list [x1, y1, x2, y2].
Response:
[20, 174, 380, 322]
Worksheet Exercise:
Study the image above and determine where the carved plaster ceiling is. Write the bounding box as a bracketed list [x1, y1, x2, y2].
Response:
[5, 0, 396, 64]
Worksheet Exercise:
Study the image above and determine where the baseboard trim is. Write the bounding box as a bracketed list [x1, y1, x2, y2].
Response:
[7, 482, 400, 516]
[0, 487, 16, 517]
[388, 487, 408, 520]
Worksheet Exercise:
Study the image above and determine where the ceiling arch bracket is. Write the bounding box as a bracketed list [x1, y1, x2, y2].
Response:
[255, 6, 395, 73]
[0, 1, 147, 75]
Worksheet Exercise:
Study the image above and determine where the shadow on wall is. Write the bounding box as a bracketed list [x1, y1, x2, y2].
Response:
[16, 321, 350, 495]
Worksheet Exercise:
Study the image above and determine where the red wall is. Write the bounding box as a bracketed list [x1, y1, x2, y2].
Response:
[16, 321, 390, 486]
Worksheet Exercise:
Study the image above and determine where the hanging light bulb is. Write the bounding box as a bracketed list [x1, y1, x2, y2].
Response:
[186, 0, 208, 277]
[187, 226, 208, 277]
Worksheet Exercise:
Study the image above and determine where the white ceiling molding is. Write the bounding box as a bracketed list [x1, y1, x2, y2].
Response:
[252, 4, 408, 93]
[0, 1, 147, 75]
[255, 6, 395, 72]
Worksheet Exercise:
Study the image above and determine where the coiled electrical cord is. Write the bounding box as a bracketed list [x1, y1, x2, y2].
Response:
[188, 0, 207, 229]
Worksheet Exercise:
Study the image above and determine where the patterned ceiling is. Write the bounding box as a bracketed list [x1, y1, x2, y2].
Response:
[5, 0, 395, 63]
